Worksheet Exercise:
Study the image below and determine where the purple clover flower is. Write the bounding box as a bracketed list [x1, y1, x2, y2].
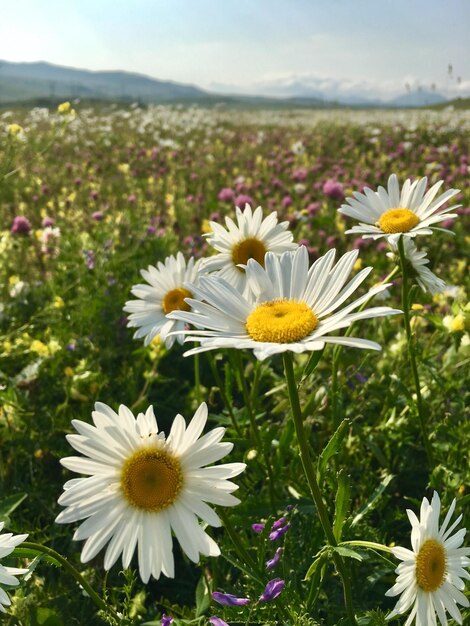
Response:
[11, 216, 32, 235]
[269, 523, 290, 541]
[259, 578, 285, 603]
[212, 592, 250, 607]
[161, 614, 172, 626]
[218, 187, 235, 202]
[234, 194, 254, 208]
[266, 547, 283, 571]
[251, 523, 265, 534]
[209, 618, 229, 626]
[322, 179, 344, 200]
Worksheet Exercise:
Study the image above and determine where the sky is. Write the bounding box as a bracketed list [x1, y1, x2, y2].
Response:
[1, 0, 469, 99]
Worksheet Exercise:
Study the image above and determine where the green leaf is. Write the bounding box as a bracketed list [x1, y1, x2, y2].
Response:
[195, 574, 212, 617]
[317, 419, 350, 479]
[350, 474, 394, 527]
[33, 607, 64, 626]
[23, 554, 46, 582]
[332, 546, 363, 562]
[301, 346, 325, 383]
[0, 492, 27, 524]
[333, 469, 350, 541]
[304, 551, 327, 581]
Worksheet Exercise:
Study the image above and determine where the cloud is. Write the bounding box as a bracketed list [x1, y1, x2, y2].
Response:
[208, 71, 470, 102]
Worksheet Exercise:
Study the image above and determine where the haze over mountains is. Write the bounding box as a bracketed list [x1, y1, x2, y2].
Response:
[0, 60, 449, 108]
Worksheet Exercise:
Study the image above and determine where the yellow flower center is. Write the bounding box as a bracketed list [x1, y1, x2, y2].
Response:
[232, 237, 267, 272]
[120, 448, 183, 512]
[376, 208, 420, 233]
[246, 299, 318, 343]
[415, 539, 447, 592]
[162, 287, 192, 314]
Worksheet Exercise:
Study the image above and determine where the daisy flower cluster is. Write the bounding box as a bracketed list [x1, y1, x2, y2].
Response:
[125, 202, 401, 359]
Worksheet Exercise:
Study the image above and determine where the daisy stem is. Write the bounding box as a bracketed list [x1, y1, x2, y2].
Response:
[235, 351, 277, 510]
[21, 542, 120, 623]
[194, 351, 202, 405]
[330, 265, 400, 428]
[397, 236, 434, 470]
[206, 353, 243, 437]
[282, 352, 357, 625]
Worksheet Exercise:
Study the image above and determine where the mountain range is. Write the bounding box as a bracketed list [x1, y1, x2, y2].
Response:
[0, 60, 449, 108]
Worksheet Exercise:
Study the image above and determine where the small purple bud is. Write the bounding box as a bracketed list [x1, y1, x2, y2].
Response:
[209, 618, 229, 626]
[259, 578, 285, 603]
[266, 547, 283, 571]
[269, 524, 290, 541]
[161, 614, 173, 626]
[42, 216, 55, 227]
[92, 211, 104, 221]
[251, 523, 265, 534]
[212, 592, 250, 607]
[271, 517, 287, 531]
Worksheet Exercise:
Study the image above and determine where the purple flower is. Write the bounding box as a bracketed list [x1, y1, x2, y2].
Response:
[209, 618, 229, 626]
[161, 614, 172, 626]
[11, 216, 32, 235]
[146, 225, 157, 236]
[306, 202, 321, 216]
[281, 195, 292, 209]
[269, 524, 290, 541]
[322, 179, 344, 200]
[92, 211, 104, 221]
[42, 216, 55, 227]
[259, 578, 285, 603]
[212, 592, 250, 607]
[218, 187, 235, 202]
[271, 517, 287, 531]
[235, 194, 254, 208]
[266, 547, 283, 571]
[251, 523, 265, 534]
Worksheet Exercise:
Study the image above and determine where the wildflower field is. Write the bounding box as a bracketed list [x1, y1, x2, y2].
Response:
[0, 104, 469, 626]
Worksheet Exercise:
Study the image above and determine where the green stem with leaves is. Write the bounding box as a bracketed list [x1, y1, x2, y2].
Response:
[235, 351, 277, 510]
[397, 236, 434, 469]
[330, 264, 400, 428]
[21, 542, 120, 623]
[282, 352, 357, 625]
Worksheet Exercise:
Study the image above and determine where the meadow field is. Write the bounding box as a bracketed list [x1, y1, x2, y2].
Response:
[0, 104, 469, 626]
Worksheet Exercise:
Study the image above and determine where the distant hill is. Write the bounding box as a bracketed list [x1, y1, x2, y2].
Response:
[0, 60, 455, 109]
[0, 60, 209, 104]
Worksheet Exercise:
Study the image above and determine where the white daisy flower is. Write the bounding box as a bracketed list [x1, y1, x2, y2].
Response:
[338, 174, 461, 244]
[387, 239, 447, 295]
[203, 204, 297, 293]
[168, 246, 401, 361]
[56, 401, 245, 583]
[0, 522, 28, 613]
[123, 252, 204, 348]
[386, 492, 470, 626]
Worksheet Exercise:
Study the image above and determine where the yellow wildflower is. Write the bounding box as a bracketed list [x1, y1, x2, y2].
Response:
[353, 258, 362, 271]
[64, 367, 75, 378]
[7, 123, 23, 137]
[30, 340, 49, 357]
[117, 163, 130, 174]
[57, 101, 71, 114]
[411, 303, 424, 311]
[53, 296, 65, 309]
[443, 314, 465, 333]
